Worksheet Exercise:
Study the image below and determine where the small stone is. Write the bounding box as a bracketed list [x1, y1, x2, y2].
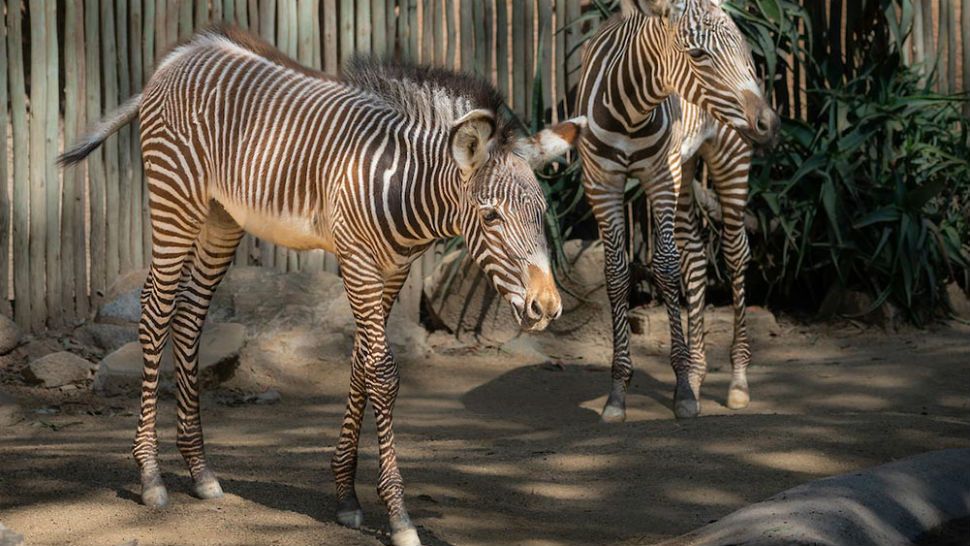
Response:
[26, 351, 93, 388]
[0, 391, 25, 427]
[0, 523, 25, 546]
[0, 315, 23, 355]
[946, 282, 970, 319]
[93, 323, 246, 395]
[254, 389, 281, 405]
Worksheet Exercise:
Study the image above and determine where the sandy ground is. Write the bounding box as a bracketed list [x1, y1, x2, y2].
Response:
[2, 315, 969, 546]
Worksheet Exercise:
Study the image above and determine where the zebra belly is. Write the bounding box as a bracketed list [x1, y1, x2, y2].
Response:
[215, 195, 336, 253]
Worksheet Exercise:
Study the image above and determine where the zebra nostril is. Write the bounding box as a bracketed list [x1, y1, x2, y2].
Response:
[529, 298, 543, 319]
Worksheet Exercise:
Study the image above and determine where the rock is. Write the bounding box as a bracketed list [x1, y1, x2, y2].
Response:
[946, 282, 970, 319]
[0, 314, 23, 355]
[93, 323, 246, 395]
[25, 351, 93, 388]
[0, 523, 25, 546]
[654, 448, 970, 546]
[75, 322, 139, 353]
[97, 287, 142, 325]
[422, 240, 610, 344]
[0, 391, 25, 427]
[818, 285, 898, 329]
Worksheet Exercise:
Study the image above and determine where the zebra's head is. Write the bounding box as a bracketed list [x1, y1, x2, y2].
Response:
[626, 0, 780, 145]
[450, 111, 587, 331]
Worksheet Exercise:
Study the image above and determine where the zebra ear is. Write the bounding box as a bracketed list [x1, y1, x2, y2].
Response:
[450, 109, 496, 178]
[515, 116, 586, 169]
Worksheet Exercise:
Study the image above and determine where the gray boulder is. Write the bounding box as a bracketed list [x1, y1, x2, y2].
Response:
[75, 322, 139, 353]
[97, 287, 142, 324]
[0, 314, 22, 354]
[93, 322, 246, 394]
[26, 351, 93, 387]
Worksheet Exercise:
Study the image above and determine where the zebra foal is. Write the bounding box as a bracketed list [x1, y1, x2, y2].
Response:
[61, 27, 584, 546]
[576, 0, 779, 420]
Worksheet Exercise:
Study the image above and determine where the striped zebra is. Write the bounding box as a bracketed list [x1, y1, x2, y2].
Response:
[60, 27, 583, 546]
[575, 0, 778, 421]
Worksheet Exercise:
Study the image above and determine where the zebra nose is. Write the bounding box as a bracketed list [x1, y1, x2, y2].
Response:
[529, 298, 544, 320]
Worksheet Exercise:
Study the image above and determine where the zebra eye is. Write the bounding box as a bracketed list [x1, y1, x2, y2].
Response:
[482, 209, 502, 225]
[688, 48, 707, 59]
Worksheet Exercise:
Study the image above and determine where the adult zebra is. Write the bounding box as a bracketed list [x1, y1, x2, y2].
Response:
[575, 0, 778, 421]
[60, 26, 584, 546]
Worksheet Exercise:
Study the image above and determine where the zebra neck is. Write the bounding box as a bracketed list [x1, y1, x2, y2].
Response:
[603, 15, 676, 126]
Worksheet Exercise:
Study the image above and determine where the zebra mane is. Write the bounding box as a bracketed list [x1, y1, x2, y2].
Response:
[342, 57, 516, 147]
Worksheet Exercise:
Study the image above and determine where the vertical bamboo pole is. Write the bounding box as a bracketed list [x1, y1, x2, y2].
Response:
[0, 3, 9, 318]
[179, 0, 193, 39]
[398, 0, 411, 60]
[298, 0, 314, 64]
[963, 0, 970, 117]
[421, 0, 437, 64]
[373, 0, 387, 56]
[87, 0, 107, 310]
[196, 0, 210, 27]
[249, 0, 260, 31]
[312, 0, 322, 67]
[44, 0, 60, 326]
[921, 0, 936, 80]
[539, 0, 552, 122]
[28, 0, 49, 330]
[167, 0, 179, 46]
[496, 0, 509, 100]
[408, 0, 418, 61]
[554, 0, 565, 119]
[480, 0, 493, 78]
[223, 0, 235, 24]
[9, 0, 30, 327]
[324, 0, 337, 71]
[357, 0, 372, 54]
[511, 0, 527, 114]
[155, 0, 168, 59]
[445, 0, 456, 68]
[341, 0, 355, 64]
[433, 0, 444, 64]
[565, 0, 581, 106]
[116, 0, 133, 276]
[460, 1, 473, 71]
[143, 0, 156, 265]
[946, 0, 958, 94]
[939, 0, 950, 93]
[68, 0, 90, 319]
[131, 0, 145, 270]
[387, 0, 396, 57]
[212, 0, 223, 22]
[236, 0, 249, 28]
[260, 0, 276, 41]
[102, 0, 121, 286]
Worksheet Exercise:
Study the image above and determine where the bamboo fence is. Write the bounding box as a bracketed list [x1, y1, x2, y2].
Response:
[0, 0, 966, 332]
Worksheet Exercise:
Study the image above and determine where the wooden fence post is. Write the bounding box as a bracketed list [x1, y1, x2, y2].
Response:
[0, 1, 8, 318]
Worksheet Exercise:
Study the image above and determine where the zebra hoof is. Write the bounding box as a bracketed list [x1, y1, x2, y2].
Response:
[601, 403, 626, 423]
[141, 483, 170, 508]
[336, 507, 364, 529]
[390, 528, 422, 546]
[194, 477, 224, 500]
[727, 387, 750, 410]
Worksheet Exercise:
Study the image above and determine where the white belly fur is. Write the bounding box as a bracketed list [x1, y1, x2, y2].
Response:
[215, 194, 336, 253]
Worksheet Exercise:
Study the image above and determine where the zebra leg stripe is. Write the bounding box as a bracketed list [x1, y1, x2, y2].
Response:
[332, 342, 368, 528]
[173, 207, 243, 500]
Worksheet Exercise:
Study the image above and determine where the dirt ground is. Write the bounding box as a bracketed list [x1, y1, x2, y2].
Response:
[2, 311, 969, 546]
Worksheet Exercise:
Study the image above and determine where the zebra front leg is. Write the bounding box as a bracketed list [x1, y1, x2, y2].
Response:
[703, 136, 753, 409]
[173, 210, 243, 499]
[674, 160, 709, 411]
[588, 175, 634, 423]
[332, 343, 367, 529]
[722, 217, 751, 409]
[332, 266, 409, 530]
[134, 213, 203, 508]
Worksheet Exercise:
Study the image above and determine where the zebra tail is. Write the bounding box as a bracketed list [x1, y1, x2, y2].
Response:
[57, 93, 143, 167]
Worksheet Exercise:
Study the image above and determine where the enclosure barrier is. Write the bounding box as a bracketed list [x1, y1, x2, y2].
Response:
[0, 0, 966, 332]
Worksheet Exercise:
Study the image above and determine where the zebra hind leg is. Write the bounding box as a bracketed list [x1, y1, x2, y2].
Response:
[723, 218, 752, 409]
[172, 206, 243, 500]
[332, 343, 367, 528]
[134, 207, 205, 508]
